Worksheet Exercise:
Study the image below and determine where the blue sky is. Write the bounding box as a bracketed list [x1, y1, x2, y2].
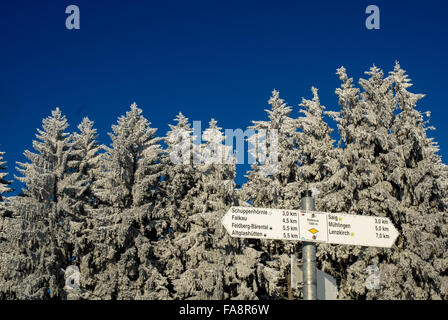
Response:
[1, 0, 447, 192]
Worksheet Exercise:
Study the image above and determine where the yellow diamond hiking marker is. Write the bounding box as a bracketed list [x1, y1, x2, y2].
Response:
[338, 217, 342, 221]
[350, 232, 354, 236]
[309, 228, 319, 234]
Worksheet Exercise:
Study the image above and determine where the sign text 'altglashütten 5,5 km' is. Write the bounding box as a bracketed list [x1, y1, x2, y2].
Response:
[221, 206, 399, 248]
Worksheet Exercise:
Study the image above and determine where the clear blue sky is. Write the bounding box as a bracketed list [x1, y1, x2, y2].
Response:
[1, 0, 447, 193]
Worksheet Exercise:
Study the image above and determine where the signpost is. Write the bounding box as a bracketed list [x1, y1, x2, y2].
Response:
[221, 190, 400, 300]
[221, 206, 399, 248]
[301, 190, 317, 300]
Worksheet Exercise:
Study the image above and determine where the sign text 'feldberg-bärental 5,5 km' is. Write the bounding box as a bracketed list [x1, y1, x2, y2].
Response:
[221, 206, 399, 248]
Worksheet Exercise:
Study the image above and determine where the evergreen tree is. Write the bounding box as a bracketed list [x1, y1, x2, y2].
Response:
[155, 117, 276, 299]
[319, 64, 448, 300]
[93, 103, 163, 209]
[56, 117, 104, 299]
[157, 112, 196, 229]
[79, 103, 168, 299]
[243, 89, 299, 209]
[154, 207, 267, 299]
[15, 108, 77, 206]
[317, 66, 398, 299]
[286, 87, 339, 210]
[1, 108, 77, 299]
[318, 65, 397, 217]
[71, 117, 103, 210]
[374, 63, 448, 299]
[241, 90, 303, 298]
[188, 118, 236, 213]
[0, 150, 12, 202]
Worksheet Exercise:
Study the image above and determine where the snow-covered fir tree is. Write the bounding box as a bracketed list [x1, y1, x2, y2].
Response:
[317, 66, 399, 299]
[15, 108, 81, 210]
[93, 103, 164, 210]
[157, 112, 196, 229]
[0, 150, 12, 203]
[374, 63, 448, 299]
[243, 90, 299, 209]
[76, 103, 169, 299]
[55, 117, 104, 299]
[155, 117, 282, 299]
[320, 66, 395, 213]
[1, 108, 79, 299]
[286, 87, 339, 210]
[154, 207, 267, 299]
[188, 118, 237, 213]
[71, 117, 103, 211]
[319, 64, 448, 299]
[241, 90, 304, 298]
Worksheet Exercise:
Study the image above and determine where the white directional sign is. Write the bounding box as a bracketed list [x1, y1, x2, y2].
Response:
[222, 207, 399, 248]
[221, 206, 301, 241]
[298, 210, 399, 248]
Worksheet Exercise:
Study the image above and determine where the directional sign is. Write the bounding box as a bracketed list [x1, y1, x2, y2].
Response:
[299, 210, 399, 248]
[222, 207, 399, 248]
[221, 206, 301, 241]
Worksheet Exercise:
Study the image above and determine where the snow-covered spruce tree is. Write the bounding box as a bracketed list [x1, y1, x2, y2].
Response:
[369, 63, 448, 299]
[154, 117, 275, 299]
[318, 64, 448, 300]
[93, 103, 164, 210]
[285, 87, 339, 210]
[152, 112, 202, 298]
[320, 66, 397, 214]
[15, 108, 82, 212]
[239, 90, 303, 298]
[154, 205, 284, 300]
[77, 103, 169, 299]
[56, 117, 105, 299]
[0, 108, 80, 299]
[316, 66, 400, 300]
[243, 90, 299, 209]
[52, 117, 103, 269]
[188, 118, 237, 213]
[0, 149, 13, 292]
[0, 150, 12, 203]
[71, 117, 103, 211]
[156, 112, 197, 231]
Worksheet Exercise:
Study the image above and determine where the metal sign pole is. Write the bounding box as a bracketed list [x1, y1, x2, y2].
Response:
[301, 190, 317, 300]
